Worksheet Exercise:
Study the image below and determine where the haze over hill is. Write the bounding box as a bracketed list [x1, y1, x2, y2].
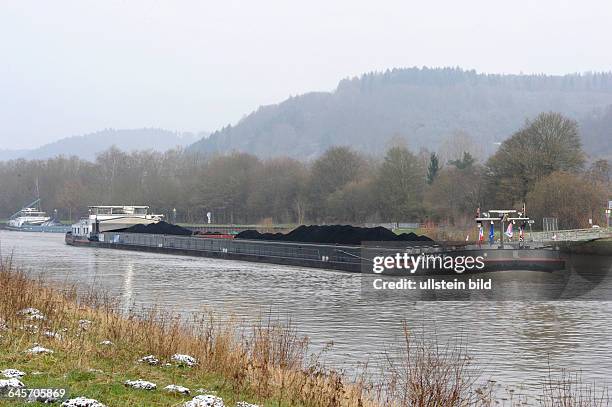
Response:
[188, 67, 612, 160]
[0, 128, 204, 162]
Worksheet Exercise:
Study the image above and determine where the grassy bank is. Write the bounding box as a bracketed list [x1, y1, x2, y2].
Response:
[0, 258, 375, 407]
[1, 257, 610, 406]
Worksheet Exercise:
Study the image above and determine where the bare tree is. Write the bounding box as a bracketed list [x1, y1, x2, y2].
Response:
[486, 112, 585, 206]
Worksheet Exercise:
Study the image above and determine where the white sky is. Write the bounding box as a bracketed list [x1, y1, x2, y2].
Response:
[1, 0, 611, 149]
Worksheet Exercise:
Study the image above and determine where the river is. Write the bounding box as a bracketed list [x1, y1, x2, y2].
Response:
[1, 230, 611, 399]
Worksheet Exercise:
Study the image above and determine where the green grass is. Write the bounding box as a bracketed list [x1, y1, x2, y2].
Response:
[0, 338, 274, 407]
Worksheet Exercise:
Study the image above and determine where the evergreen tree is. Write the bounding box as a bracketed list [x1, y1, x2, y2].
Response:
[449, 152, 475, 170]
[427, 152, 440, 184]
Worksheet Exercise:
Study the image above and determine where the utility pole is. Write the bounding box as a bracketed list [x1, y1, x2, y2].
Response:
[500, 216, 505, 247]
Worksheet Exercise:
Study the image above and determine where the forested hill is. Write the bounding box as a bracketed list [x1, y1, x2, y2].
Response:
[188, 67, 612, 160]
[0, 128, 203, 162]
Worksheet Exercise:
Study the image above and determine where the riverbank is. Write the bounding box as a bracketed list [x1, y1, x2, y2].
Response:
[1, 252, 610, 406]
[0, 258, 376, 407]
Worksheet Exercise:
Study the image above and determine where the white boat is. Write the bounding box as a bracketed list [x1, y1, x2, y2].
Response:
[71, 205, 163, 239]
[8, 199, 52, 228]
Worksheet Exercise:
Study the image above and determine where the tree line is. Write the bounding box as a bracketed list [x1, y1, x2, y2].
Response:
[0, 112, 609, 229]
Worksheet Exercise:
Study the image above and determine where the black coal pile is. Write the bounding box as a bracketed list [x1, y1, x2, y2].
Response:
[235, 225, 432, 245]
[123, 221, 192, 236]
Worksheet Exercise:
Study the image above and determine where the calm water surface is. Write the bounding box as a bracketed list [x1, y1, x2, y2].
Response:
[2, 231, 611, 397]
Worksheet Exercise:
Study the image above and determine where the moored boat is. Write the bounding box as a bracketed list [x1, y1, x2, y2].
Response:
[7, 199, 70, 233]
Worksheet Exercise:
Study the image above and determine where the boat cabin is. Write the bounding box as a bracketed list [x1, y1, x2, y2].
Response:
[71, 205, 163, 238]
[88, 206, 150, 216]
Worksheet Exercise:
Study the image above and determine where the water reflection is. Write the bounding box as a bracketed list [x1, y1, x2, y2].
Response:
[122, 262, 134, 312]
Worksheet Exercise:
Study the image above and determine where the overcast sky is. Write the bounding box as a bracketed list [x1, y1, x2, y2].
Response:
[1, 0, 611, 149]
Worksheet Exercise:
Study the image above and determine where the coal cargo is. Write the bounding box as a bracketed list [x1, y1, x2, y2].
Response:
[122, 221, 193, 236]
[235, 225, 432, 245]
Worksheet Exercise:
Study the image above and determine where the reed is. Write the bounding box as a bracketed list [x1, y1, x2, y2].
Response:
[539, 368, 610, 407]
[379, 322, 486, 406]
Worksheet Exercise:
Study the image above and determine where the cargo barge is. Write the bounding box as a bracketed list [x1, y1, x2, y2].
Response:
[65, 231, 565, 274]
[64, 205, 566, 274]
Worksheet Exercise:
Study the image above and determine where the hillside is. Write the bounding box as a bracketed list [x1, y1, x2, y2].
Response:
[188, 67, 612, 159]
[580, 105, 612, 160]
[0, 128, 204, 161]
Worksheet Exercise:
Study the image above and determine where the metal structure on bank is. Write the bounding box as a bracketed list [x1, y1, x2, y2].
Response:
[475, 204, 533, 248]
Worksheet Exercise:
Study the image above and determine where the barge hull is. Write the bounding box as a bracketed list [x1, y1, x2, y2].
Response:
[65, 232, 565, 274]
[66, 237, 360, 272]
[6, 225, 71, 233]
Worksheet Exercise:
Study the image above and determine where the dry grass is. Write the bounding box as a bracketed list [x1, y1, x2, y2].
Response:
[379, 322, 485, 406]
[376, 323, 611, 407]
[539, 368, 610, 407]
